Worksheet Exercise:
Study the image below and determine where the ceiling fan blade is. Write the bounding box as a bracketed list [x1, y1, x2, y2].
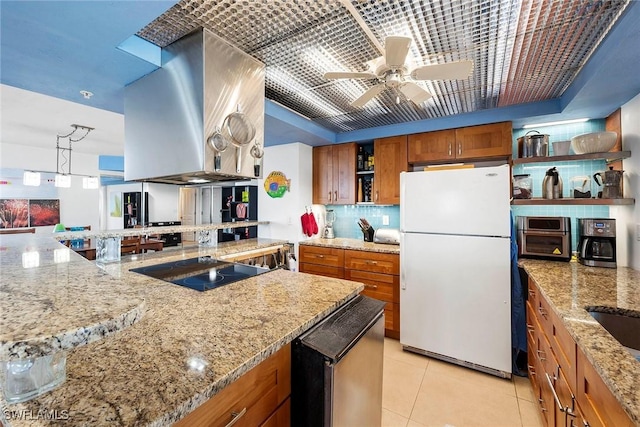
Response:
[384, 36, 412, 69]
[323, 71, 377, 80]
[411, 60, 474, 81]
[352, 84, 386, 108]
[399, 82, 433, 104]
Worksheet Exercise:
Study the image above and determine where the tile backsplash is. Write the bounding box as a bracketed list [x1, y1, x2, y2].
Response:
[327, 204, 400, 240]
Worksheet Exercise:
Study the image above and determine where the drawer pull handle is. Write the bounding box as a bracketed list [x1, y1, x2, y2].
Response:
[526, 323, 534, 331]
[226, 408, 247, 427]
[538, 307, 548, 319]
[528, 365, 536, 376]
[334, 191, 338, 201]
[328, 192, 332, 203]
[448, 142, 452, 156]
[546, 372, 565, 413]
[536, 349, 546, 361]
[365, 284, 378, 290]
[528, 289, 536, 297]
[365, 260, 378, 265]
[315, 254, 325, 258]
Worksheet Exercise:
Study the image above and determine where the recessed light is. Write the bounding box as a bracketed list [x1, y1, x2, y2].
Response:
[188, 178, 210, 183]
[80, 90, 93, 99]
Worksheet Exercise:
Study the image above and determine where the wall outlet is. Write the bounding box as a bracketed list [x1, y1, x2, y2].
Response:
[382, 215, 389, 226]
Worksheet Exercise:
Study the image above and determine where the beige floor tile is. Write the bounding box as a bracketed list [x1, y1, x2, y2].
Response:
[519, 398, 544, 427]
[385, 338, 430, 369]
[426, 358, 517, 398]
[513, 375, 537, 403]
[382, 408, 409, 427]
[411, 368, 521, 427]
[383, 358, 426, 418]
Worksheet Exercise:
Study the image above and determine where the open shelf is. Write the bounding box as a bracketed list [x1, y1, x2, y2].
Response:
[511, 197, 635, 206]
[512, 151, 631, 165]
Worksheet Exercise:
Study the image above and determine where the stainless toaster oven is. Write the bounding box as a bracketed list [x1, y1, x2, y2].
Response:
[516, 216, 571, 261]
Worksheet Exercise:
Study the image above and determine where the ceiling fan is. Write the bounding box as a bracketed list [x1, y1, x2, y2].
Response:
[323, 36, 474, 108]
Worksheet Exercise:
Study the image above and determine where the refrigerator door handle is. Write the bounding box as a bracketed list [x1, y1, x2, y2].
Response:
[401, 269, 406, 290]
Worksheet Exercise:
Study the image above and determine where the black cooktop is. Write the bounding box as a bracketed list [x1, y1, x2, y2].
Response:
[130, 256, 270, 291]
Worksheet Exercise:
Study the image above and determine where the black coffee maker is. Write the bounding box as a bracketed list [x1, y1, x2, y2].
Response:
[578, 218, 616, 268]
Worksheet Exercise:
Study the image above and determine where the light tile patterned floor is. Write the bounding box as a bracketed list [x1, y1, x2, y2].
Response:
[382, 338, 544, 427]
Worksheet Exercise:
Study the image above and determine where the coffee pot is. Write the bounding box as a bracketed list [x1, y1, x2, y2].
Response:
[542, 167, 563, 199]
[593, 171, 604, 198]
[594, 167, 624, 199]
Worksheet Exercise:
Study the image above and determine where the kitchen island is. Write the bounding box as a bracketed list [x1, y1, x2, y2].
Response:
[300, 237, 400, 254]
[0, 234, 364, 426]
[520, 259, 640, 426]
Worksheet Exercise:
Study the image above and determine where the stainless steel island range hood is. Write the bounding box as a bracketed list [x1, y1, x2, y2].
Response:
[124, 28, 265, 184]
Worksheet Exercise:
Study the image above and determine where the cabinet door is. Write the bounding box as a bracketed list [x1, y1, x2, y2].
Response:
[455, 122, 512, 159]
[332, 143, 357, 205]
[312, 145, 333, 205]
[407, 129, 456, 163]
[174, 344, 290, 427]
[373, 136, 408, 204]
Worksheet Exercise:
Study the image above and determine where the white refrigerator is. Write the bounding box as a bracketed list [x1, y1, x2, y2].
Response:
[400, 164, 512, 377]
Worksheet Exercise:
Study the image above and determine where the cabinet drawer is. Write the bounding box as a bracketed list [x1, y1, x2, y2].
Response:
[260, 397, 290, 427]
[299, 245, 344, 268]
[344, 250, 399, 275]
[550, 309, 577, 392]
[175, 344, 291, 427]
[299, 263, 344, 279]
[576, 348, 634, 427]
[345, 269, 398, 303]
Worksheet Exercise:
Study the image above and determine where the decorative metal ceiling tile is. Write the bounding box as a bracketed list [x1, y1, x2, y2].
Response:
[137, 0, 630, 135]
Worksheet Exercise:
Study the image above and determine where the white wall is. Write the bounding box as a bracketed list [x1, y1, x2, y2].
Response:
[614, 91, 640, 270]
[0, 142, 100, 233]
[257, 143, 313, 258]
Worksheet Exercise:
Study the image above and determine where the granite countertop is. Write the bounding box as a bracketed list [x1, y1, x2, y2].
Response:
[520, 259, 640, 425]
[1, 236, 362, 426]
[300, 237, 400, 254]
[53, 221, 268, 240]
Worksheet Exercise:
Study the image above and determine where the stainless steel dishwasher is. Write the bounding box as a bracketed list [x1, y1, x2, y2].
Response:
[291, 295, 385, 427]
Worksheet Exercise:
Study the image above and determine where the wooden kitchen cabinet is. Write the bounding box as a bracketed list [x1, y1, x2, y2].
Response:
[454, 121, 512, 159]
[299, 245, 400, 339]
[407, 122, 512, 164]
[174, 343, 291, 427]
[408, 129, 456, 163]
[298, 245, 344, 278]
[372, 135, 408, 205]
[344, 250, 400, 339]
[526, 277, 634, 427]
[312, 143, 357, 205]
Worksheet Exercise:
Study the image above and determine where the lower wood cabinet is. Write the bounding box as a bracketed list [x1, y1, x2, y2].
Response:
[174, 343, 290, 427]
[299, 245, 400, 339]
[526, 277, 634, 427]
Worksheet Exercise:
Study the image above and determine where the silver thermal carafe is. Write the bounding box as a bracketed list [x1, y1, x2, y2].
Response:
[542, 167, 563, 199]
[578, 218, 616, 268]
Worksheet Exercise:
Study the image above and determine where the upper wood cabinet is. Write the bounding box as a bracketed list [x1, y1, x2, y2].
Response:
[373, 136, 408, 205]
[408, 129, 456, 163]
[408, 122, 512, 163]
[455, 121, 512, 159]
[312, 143, 357, 205]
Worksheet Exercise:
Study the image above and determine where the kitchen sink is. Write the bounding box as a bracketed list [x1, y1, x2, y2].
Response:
[587, 307, 640, 361]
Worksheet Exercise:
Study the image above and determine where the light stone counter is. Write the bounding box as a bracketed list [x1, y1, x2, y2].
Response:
[1, 235, 362, 426]
[520, 259, 640, 425]
[300, 237, 400, 254]
[53, 221, 267, 240]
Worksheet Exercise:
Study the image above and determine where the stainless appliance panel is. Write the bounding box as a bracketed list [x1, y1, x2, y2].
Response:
[330, 314, 384, 427]
[125, 29, 265, 184]
[203, 29, 265, 179]
[124, 30, 205, 181]
[578, 218, 616, 268]
[516, 216, 571, 261]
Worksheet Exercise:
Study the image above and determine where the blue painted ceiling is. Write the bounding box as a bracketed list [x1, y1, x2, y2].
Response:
[1, 1, 640, 149]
